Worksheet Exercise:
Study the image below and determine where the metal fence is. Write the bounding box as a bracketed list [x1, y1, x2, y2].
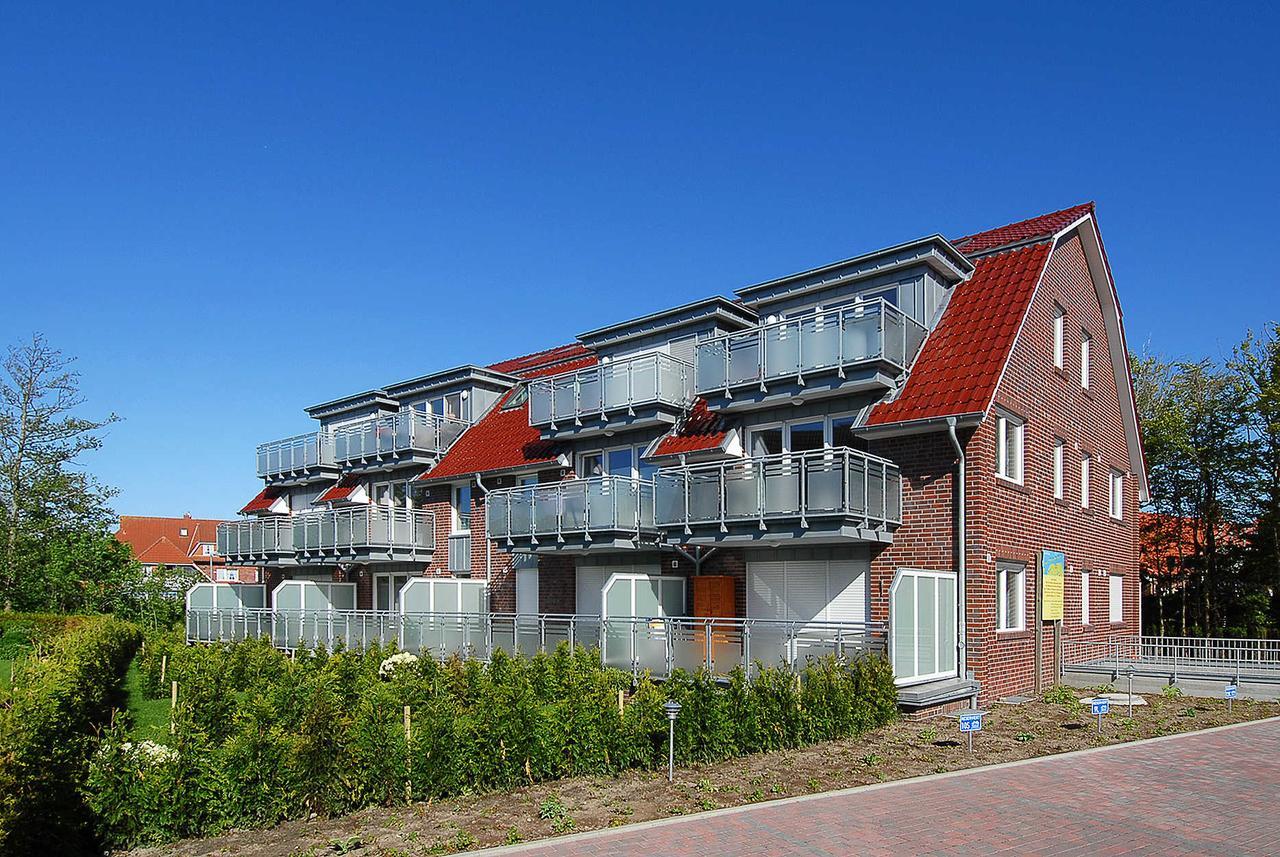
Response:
[257, 431, 333, 478]
[694, 298, 927, 395]
[654, 446, 901, 533]
[185, 608, 886, 679]
[528, 352, 692, 428]
[487, 476, 657, 543]
[1063, 634, 1280, 683]
[331, 410, 468, 464]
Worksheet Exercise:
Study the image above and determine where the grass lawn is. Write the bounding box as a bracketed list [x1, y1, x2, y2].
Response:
[123, 656, 171, 743]
[0, 658, 12, 688]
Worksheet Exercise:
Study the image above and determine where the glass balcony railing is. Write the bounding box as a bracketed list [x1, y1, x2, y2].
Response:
[331, 411, 468, 465]
[653, 447, 901, 533]
[487, 476, 657, 544]
[292, 507, 435, 556]
[528, 352, 692, 429]
[217, 517, 295, 563]
[256, 432, 334, 478]
[694, 299, 928, 395]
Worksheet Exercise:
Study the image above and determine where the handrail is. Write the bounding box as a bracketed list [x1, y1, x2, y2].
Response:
[331, 410, 469, 463]
[694, 298, 928, 395]
[486, 475, 657, 542]
[293, 506, 435, 552]
[528, 352, 693, 428]
[653, 445, 902, 531]
[185, 606, 888, 680]
[256, 431, 334, 477]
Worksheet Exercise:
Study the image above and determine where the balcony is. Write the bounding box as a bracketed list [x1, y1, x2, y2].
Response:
[256, 431, 337, 482]
[487, 476, 658, 552]
[218, 507, 435, 565]
[653, 447, 901, 546]
[694, 299, 928, 411]
[528, 352, 692, 438]
[331, 410, 468, 471]
[217, 517, 295, 565]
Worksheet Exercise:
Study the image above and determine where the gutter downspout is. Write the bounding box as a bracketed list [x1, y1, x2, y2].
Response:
[474, 473, 491, 583]
[945, 418, 969, 696]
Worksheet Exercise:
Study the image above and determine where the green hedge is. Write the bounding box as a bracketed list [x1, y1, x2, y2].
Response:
[0, 612, 93, 659]
[88, 636, 897, 849]
[0, 615, 140, 856]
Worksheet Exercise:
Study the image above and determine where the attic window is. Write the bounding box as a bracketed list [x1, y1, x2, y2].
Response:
[179, 528, 188, 537]
[503, 384, 530, 409]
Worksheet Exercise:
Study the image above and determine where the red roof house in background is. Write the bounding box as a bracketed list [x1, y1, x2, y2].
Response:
[115, 514, 257, 583]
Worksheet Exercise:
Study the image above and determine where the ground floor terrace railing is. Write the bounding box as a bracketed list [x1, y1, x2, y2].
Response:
[1063, 635, 1280, 683]
[185, 608, 886, 679]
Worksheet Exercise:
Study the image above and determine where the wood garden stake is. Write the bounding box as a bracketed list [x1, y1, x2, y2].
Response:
[160, 653, 167, 686]
[404, 705, 412, 802]
[618, 688, 625, 716]
[170, 680, 178, 734]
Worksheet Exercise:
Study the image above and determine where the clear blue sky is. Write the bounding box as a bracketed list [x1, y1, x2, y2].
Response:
[1, 3, 1276, 520]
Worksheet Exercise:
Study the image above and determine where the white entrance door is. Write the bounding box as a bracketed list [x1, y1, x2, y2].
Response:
[516, 566, 539, 615]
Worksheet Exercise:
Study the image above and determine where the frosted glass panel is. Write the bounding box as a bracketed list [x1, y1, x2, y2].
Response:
[917, 576, 937, 678]
[892, 576, 915, 677]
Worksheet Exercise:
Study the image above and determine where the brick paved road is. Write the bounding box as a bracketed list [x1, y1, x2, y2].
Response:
[483, 718, 1280, 856]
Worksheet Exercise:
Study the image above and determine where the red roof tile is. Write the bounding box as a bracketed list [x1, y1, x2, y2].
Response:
[648, 400, 730, 458]
[239, 486, 285, 515]
[418, 387, 564, 482]
[866, 242, 1053, 426]
[115, 515, 227, 566]
[487, 343, 593, 378]
[952, 202, 1093, 255]
[316, 475, 362, 504]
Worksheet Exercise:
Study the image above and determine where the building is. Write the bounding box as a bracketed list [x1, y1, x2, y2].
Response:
[116, 513, 257, 583]
[217, 202, 1144, 710]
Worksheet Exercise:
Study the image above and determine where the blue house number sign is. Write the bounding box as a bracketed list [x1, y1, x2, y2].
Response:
[959, 713, 983, 732]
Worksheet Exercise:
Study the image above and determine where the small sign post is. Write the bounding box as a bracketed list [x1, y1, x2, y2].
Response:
[1124, 665, 1135, 718]
[1092, 697, 1110, 733]
[958, 711, 984, 753]
[663, 700, 682, 782]
[1225, 683, 1238, 713]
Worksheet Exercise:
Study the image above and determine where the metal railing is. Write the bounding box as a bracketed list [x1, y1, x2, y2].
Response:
[486, 476, 657, 544]
[257, 431, 334, 478]
[448, 532, 472, 573]
[331, 410, 468, 465]
[695, 298, 928, 395]
[185, 607, 886, 679]
[1063, 634, 1280, 683]
[654, 446, 901, 533]
[529, 352, 693, 429]
[292, 506, 434, 556]
[216, 517, 295, 562]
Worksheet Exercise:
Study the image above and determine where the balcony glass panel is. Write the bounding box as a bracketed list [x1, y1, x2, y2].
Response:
[486, 477, 657, 542]
[528, 353, 692, 428]
[257, 432, 332, 478]
[529, 384, 551, 425]
[330, 412, 468, 465]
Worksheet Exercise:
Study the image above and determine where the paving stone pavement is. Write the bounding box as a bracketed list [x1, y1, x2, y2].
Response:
[482, 718, 1280, 856]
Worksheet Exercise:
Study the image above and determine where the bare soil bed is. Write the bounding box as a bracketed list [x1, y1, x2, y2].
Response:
[127, 694, 1279, 857]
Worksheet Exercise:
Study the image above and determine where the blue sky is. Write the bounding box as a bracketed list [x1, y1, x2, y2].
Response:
[1, 3, 1276, 520]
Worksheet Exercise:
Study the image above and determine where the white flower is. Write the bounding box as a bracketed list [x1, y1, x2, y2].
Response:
[379, 651, 419, 679]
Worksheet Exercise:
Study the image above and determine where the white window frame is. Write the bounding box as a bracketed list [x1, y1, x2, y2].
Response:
[373, 571, 414, 612]
[577, 443, 649, 481]
[452, 483, 472, 533]
[996, 562, 1026, 632]
[1052, 305, 1065, 369]
[1080, 331, 1092, 390]
[888, 568, 957, 686]
[995, 411, 1025, 484]
[1109, 469, 1125, 520]
[1081, 571, 1090, 626]
[1109, 573, 1124, 624]
[1052, 438, 1065, 500]
[1080, 454, 1091, 509]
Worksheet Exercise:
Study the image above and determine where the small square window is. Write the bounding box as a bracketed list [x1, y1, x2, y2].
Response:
[997, 563, 1026, 631]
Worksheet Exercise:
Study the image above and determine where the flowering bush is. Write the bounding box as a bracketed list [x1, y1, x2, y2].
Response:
[379, 651, 419, 680]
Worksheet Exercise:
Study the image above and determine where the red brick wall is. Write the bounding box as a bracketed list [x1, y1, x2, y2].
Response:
[965, 234, 1140, 702]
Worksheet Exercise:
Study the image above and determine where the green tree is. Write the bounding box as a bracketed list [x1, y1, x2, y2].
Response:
[1232, 323, 1280, 631]
[0, 333, 119, 609]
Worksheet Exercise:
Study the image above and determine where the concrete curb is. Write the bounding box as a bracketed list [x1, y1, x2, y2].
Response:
[469, 714, 1280, 855]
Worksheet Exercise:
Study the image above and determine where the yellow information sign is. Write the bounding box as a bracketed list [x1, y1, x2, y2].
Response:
[1041, 550, 1065, 621]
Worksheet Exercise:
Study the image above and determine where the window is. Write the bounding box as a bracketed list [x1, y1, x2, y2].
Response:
[890, 569, 957, 685]
[1080, 453, 1091, 509]
[374, 572, 413, 611]
[452, 483, 472, 532]
[200, 543, 214, 557]
[429, 391, 471, 422]
[995, 412, 1024, 483]
[1109, 469, 1125, 519]
[1081, 572, 1090, 626]
[996, 562, 1025, 631]
[1109, 574, 1124, 624]
[1052, 305, 1065, 369]
[179, 527, 189, 538]
[1080, 331, 1092, 390]
[1052, 439, 1065, 499]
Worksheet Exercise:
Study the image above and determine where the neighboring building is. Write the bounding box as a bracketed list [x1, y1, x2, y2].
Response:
[218, 203, 1144, 709]
[116, 514, 257, 583]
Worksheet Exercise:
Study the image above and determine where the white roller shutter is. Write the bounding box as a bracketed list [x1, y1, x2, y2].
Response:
[747, 558, 868, 624]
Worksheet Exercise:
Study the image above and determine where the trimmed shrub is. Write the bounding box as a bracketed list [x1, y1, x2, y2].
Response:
[0, 615, 140, 856]
[84, 640, 898, 850]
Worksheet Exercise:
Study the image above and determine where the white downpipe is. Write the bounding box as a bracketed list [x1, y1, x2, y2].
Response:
[946, 417, 968, 689]
[474, 473, 491, 583]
